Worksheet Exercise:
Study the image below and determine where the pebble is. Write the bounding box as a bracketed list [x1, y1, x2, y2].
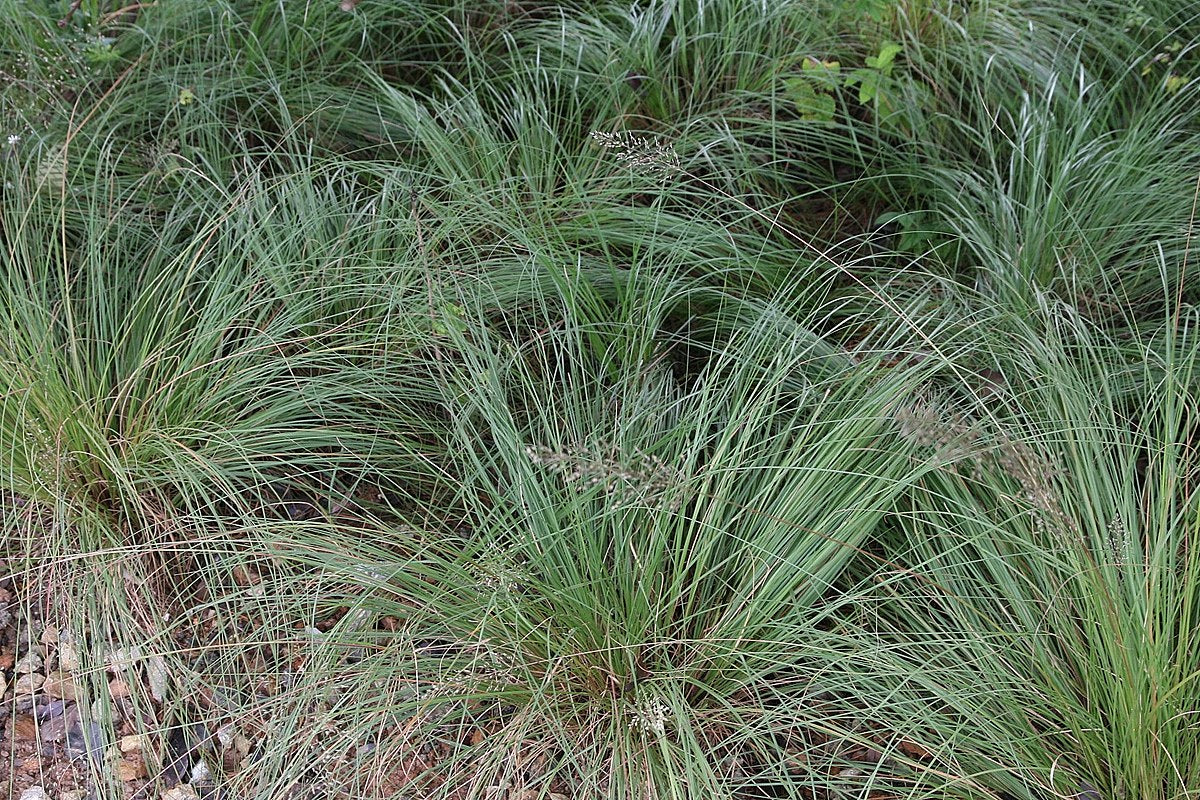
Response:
[190, 758, 212, 783]
[161, 785, 199, 800]
[117, 757, 145, 781]
[105, 645, 142, 672]
[119, 734, 149, 753]
[42, 671, 77, 700]
[18, 786, 48, 800]
[14, 649, 43, 674]
[57, 630, 81, 672]
[37, 713, 68, 743]
[14, 672, 45, 694]
[147, 655, 169, 702]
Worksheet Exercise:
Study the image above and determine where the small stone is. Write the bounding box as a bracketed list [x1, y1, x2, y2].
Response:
[119, 734, 148, 753]
[60, 791, 90, 800]
[108, 678, 131, 698]
[19, 786, 48, 800]
[66, 716, 106, 764]
[14, 672, 45, 694]
[215, 723, 235, 748]
[106, 645, 142, 672]
[42, 671, 77, 700]
[0, 672, 6, 696]
[57, 630, 80, 672]
[117, 757, 145, 781]
[14, 649, 43, 674]
[11, 715, 38, 739]
[147, 655, 169, 703]
[161, 785, 199, 800]
[190, 758, 212, 783]
[38, 714, 68, 743]
[39, 626, 58, 646]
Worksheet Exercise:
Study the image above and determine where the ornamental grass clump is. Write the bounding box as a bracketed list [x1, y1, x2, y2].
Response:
[290, 306, 937, 798]
[868, 295, 1200, 800]
[3, 0, 1199, 798]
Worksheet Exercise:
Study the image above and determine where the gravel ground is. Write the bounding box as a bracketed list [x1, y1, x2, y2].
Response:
[0, 556, 505, 800]
[0, 562, 241, 800]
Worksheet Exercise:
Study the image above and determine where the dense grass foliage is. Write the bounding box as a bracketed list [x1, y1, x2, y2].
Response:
[1, 1, 1198, 799]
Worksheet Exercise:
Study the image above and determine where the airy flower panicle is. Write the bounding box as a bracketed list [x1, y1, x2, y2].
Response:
[35, 143, 67, 188]
[526, 442, 683, 509]
[590, 130, 681, 178]
[891, 394, 978, 466]
[1107, 515, 1132, 566]
[892, 391, 1073, 534]
[629, 693, 669, 737]
[468, 541, 526, 594]
[992, 435, 1062, 523]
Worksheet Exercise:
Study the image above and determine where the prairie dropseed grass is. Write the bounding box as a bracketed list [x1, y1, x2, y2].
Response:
[1, 1, 1198, 799]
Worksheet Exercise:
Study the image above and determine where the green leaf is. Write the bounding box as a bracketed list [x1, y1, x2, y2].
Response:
[800, 57, 841, 89]
[845, 68, 880, 103]
[802, 58, 841, 72]
[865, 42, 903, 75]
[783, 77, 835, 122]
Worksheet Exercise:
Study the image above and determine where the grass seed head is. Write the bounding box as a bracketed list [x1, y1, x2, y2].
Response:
[590, 130, 681, 179]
